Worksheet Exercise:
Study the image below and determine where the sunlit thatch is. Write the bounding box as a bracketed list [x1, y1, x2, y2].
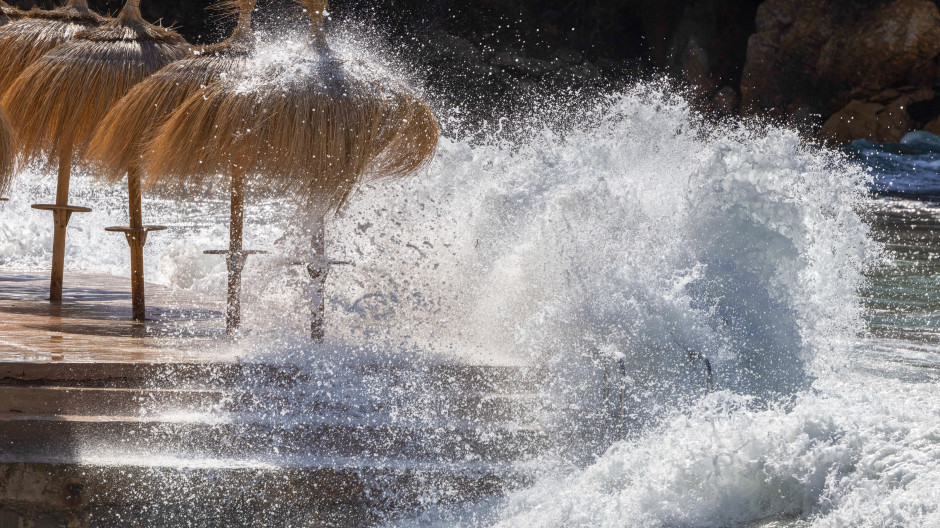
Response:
[0, 0, 106, 92]
[2, 0, 189, 164]
[0, 1, 26, 26]
[0, 106, 14, 196]
[88, 0, 257, 180]
[145, 0, 439, 214]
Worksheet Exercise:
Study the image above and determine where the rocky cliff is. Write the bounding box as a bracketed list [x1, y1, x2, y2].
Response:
[742, 0, 940, 143]
[10, 0, 940, 143]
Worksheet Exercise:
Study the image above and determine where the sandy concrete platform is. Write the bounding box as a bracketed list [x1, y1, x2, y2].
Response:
[0, 271, 235, 363]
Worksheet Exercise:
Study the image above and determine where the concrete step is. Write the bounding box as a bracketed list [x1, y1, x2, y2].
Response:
[0, 361, 302, 390]
[227, 389, 548, 424]
[0, 383, 548, 428]
[0, 414, 549, 464]
[0, 458, 527, 528]
[0, 386, 225, 415]
[0, 361, 546, 393]
[0, 361, 550, 425]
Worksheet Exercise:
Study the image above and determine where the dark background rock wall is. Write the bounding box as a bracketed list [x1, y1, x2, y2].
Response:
[11, 0, 940, 143]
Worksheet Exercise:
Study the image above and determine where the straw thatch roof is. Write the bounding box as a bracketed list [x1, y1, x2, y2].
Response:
[0, 1, 26, 26]
[0, 0, 106, 92]
[0, 106, 14, 196]
[88, 0, 257, 181]
[145, 0, 439, 213]
[2, 0, 189, 164]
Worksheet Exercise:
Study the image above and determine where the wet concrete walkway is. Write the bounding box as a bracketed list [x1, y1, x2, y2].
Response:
[0, 271, 235, 363]
[0, 271, 546, 526]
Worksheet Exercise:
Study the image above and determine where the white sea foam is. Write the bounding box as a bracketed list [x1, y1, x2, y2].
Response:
[487, 343, 940, 528]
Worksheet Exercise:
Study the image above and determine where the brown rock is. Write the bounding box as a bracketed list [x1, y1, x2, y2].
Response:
[817, 0, 940, 98]
[820, 94, 920, 144]
[870, 88, 903, 104]
[710, 86, 739, 115]
[924, 117, 940, 136]
[680, 37, 716, 91]
[820, 101, 884, 144]
[877, 101, 915, 143]
[907, 88, 937, 105]
[741, 0, 940, 116]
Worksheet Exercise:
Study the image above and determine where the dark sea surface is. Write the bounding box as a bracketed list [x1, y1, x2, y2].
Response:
[852, 132, 940, 345]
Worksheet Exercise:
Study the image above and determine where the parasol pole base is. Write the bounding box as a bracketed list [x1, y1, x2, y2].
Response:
[32, 204, 93, 302]
[204, 249, 268, 337]
[106, 225, 168, 322]
[293, 259, 351, 342]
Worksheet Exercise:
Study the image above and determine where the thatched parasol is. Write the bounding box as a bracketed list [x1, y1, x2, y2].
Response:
[89, 0, 257, 176]
[1, 0, 188, 304]
[87, 0, 256, 322]
[0, 0, 106, 92]
[145, 0, 439, 337]
[0, 106, 13, 199]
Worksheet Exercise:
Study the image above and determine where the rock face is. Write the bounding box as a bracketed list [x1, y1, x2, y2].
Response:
[742, 0, 940, 121]
[820, 88, 940, 144]
[14, 0, 940, 142]
[659, 0, 763, 114]
[8, 0, 762, 121]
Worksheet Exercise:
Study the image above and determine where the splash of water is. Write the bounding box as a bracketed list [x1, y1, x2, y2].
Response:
[329, 86, 873, 395]
[1, 66, 898, 524]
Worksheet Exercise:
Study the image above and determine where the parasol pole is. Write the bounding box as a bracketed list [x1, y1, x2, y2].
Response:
[104, 148, 168, 323]
[113, 0, 167, 321]
[104, 166, 166, 321]
[307, 217, 327, 341]
[50, 138, 72, 302]
[216, 169, 267, 335]
[33, 134, 91, 302]
[304, 0, 328, 341]
[128, 168, 145, 318]
[297, 213, 347, 341]
[227, 170, 246, 334]
[203, 165, 266, 337]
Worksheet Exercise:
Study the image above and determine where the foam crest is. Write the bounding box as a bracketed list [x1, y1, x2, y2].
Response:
[491, 349, 940, 527]
[329, 87, 873, 397]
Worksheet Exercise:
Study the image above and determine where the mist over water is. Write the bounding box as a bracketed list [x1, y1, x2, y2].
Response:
[2, 26, 936, 526]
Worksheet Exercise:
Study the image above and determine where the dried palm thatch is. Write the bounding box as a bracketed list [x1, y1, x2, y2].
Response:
[0, 106, 14, 197]
[146, 0, 439, 213]
[0, 1, 26, 26]
[1, 0, 188, 305]
[145, 0, 439, 336]
[0, 1, 24, 17]
[3, 0, 189, 164]
[0, 0, 106, 92]
[88, 0, 257, 179]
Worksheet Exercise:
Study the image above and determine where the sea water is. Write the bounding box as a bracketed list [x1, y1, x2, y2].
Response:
[1, 54, 938, 526]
